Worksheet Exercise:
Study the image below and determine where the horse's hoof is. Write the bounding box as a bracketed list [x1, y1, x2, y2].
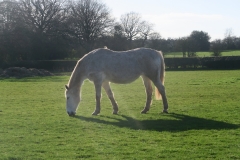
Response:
[162, 110, 168, 114]
[112, 111, 118, 115]
[141, 110, 148, 114]
[92, 111, 100, 115]
[141, 107, 149, 114]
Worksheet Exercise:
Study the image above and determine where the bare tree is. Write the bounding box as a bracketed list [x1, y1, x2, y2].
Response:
[224, 28, 236, 50]
[2, 0, 71, 60]
[0, 0, 18, 31]
[68, 0, 114, 51]
[120, 12, 141, 42]
[120, 12, 154, 48]
[138, 21, 153, 46]
[15, 0, 68, 34]
[224, 28, 234, 38]
[149, 32, 161, 40]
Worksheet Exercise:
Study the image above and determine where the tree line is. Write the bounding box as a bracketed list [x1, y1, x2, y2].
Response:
[0, 0, 240, 64]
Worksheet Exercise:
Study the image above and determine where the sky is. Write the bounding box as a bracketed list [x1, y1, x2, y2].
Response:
[102, 0, 240, 40]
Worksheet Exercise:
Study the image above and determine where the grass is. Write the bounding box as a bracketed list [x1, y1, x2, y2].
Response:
[164, 50, 240, 57]
[0, 70, 240, 159]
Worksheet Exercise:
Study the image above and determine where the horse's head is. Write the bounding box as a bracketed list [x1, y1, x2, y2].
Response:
[65, 85, 80, 116]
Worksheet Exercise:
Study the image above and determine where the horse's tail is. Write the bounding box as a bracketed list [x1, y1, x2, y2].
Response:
[155, 51, 165, 100]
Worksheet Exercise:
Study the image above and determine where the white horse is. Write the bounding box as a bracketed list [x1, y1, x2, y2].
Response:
[65, 48, 168, 116]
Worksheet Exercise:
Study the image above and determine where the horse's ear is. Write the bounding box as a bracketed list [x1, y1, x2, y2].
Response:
[65, 85, 69, 90]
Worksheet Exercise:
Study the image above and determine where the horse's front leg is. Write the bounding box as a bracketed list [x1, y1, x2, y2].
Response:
[92, 81, 102, 115]
[102, 81, 119, 114]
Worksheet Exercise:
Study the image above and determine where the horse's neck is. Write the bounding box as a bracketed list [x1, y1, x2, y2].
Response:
[68, 66, 84, 90]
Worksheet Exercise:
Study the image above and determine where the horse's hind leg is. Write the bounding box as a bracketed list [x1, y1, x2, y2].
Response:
[102, 81, 119, 114]
[141, 75, 153, 114]
[153, 80, 168, 113]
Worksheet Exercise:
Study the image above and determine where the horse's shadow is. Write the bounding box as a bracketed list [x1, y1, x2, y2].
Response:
[73, 113, 239, 132]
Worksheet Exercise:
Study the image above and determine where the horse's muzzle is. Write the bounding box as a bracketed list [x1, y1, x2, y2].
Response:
[67, 111, 76, 116]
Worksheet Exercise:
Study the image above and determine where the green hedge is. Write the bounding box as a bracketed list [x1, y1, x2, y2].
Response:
[165, 57, 202, 69]
[201, 56, 240, 69]
[165, 56, 240, 69]
[2, 56, 240, 71]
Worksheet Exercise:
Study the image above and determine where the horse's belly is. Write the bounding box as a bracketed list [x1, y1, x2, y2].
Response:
[106, 72, 140, 84]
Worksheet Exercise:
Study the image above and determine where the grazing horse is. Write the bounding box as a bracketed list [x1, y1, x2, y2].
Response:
[65, 48, 168, 116]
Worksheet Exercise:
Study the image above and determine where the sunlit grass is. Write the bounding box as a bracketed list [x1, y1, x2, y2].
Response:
[0, 70, 240, 159]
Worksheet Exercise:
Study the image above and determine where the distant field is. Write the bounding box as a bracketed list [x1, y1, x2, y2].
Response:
[0, 71, 240, 159]
[164, 50, 240, 57]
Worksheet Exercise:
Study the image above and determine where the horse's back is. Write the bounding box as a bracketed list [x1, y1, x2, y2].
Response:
[79, 48, 163, 83]
[85, 48, 162, 66]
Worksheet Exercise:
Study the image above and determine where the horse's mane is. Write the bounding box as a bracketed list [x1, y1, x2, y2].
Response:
[67, 61, 82, 89]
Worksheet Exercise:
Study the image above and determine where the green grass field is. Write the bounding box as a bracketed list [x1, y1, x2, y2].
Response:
[164, 50, 240, 57]
[1, 71, 240, 159]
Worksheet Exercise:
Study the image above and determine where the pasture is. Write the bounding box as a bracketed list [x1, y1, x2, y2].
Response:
[0, 70, 240, 159]
[165, 50, 240, 57]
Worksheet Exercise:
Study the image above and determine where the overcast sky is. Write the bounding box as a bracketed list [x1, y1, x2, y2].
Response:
[102, 0, 240, 40]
